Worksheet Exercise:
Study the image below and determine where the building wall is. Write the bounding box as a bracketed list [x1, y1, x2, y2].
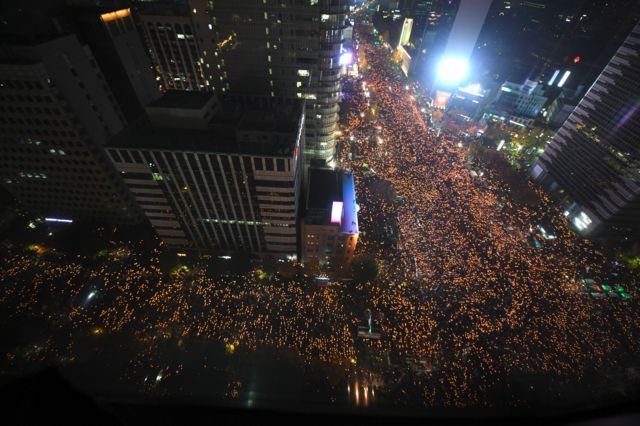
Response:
[138, 12, 209, 92]
[100, 8, 161, 108]
[208, 0, 348, 162]
[533, 22, 640, 238]
[301, 222, 357, 263]
[0, 35, 140, 223]
[107, 148, 301, 254]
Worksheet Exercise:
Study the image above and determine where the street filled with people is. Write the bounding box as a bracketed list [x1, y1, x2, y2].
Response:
[0, 16, 640, 410]
[337, 20, 640, 406]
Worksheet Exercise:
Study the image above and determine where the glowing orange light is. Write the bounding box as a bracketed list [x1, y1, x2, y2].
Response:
[100, 8, 131, 23]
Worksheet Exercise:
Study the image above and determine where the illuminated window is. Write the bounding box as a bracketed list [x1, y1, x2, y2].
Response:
[208, 24, 212, 30]
[265, 27, 269, 35]
[297, 69, 310, 77]
[152, 173, 163, 181]
[303, 93, 317, 100]
[177, 34, 186, 39]
[296, 81, 302, 88]
[267, 55, 272, 62]
[264, 12, 268, 19]
[192, 8, 197, 13]
[266, 42, 270, 48]
[296, 92, 302, 98]
[321, 14, 330, 22]
[268, 68, 273, 75]
[271, 91, 275, 97]
[310, 0, 318, 4]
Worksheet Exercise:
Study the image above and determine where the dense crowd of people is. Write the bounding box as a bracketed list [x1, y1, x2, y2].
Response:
[337, 22, 640, 405]
[0, 19, 639, 409]
[0, 244, 358, 388]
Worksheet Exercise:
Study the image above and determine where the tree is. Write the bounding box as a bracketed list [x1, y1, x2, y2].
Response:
[483, 123, 509, 146]
[351, 254, 378, 282]
[277, 261, 297, 279]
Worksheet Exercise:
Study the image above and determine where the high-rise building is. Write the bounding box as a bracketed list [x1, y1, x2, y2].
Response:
[0, 34, 141, 223]
[207, 0, 348, 163]
[137, 0, 222, 92]
[99, 9, 161, 109]
[532, 22, 640, 239]
[398, 17, 414, 48]
[400, 0, 435, 29]
[106, 91, 304, 255]
[63, 6, 162, 122]
[473, 0, 640, 91]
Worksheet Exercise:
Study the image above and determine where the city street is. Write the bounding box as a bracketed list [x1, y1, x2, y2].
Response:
[0, 11, 639, 412]
[336, 16, 640, 406]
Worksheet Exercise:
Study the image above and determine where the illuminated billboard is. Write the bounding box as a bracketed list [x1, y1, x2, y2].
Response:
[330, 201, 343, 224]
[398, 18, 413, 48]
[434, 91, 451, 109]
[339, 51, 353, 66]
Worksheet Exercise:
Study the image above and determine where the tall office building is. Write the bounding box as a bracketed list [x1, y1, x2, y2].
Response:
[399, 0, 434, 36]
[473, 0, 640, 89]
[64, 6, 161, 121]
[106, 91, 304, 255]
[137, 0, 223, 92]
[532, 22, 640, 239]
[208, 0, 348, 162]
[99, 9, 161, 109]
[0, 34, 140, 223]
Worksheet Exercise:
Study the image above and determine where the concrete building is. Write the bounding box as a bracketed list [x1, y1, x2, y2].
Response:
[398, 17, 414, 48]
[532, 22, 640, 239]
[301, 168, 358, 264]
[137, 0, 223, 93]
[0, 34, 141, 224]
[98, 8, 161, 112]
[207, 0, 349, 163]
[106, 91, 304, 255]
[483, 79, 547, 128]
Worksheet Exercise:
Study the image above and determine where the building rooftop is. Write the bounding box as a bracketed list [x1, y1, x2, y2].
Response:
[109, 97, 303, 157]
[306, 168, 359, 234]
[308, 168, 342, 211]
[147, 90, 214, 110]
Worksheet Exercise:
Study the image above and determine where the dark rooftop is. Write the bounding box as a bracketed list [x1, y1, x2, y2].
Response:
[147, 90, 215, 110]
[239, 108, 300, 133]
[109, 98, 303, 157]
[307, 168, 342, 211]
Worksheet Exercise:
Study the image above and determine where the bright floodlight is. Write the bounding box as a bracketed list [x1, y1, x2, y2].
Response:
[436, 57, 469, 85]
[339, 51, 353, 66]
